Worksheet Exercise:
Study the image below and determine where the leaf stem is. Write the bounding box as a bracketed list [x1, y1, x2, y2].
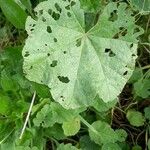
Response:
[79, 115, 98, 135]
[124, 101, 138, 112]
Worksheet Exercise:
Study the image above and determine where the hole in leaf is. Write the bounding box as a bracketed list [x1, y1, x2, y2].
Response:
[42, 17, 46, 22]
[47, 53, 50, 56]
[45, 44, 48, 46]
[113, 27, 127, 38]
[121, 29, 127, 36]
[55, 3, 62, 13]
[30, 28, 34, 32]
[119, 27, 124, 30]
[113, 10, 117, 13]
[105, 48, 116, 57]
[47, 26, 52, 33]
[130, 43, 134, 48]
[24, 51, 30, 57]
[71, 1, 76, 6]
[65, 5, 70, 10]
[105, 48, 111, 53]
[54, 38, 57, 42]
[63, 51, 67, 54]
[113, 33, 119, 39]
[50, 60, 58, 67]
[132, 54, 136, 57]
[108, 10, 118, 22]
[119, 27, 127, 34]
[123, 71, 128, 76]
[60, 96, 65, 101]
[30, 66, 33, 69]
[39, 10, 43, 15]
[134, 27, 140, 33]
[67, 12, 72, 17]
[58, 76, 70, 83]
[76, 38, 81, 47]
[52, 12, 60, 20]
[109, 51, 116, 57]
[48, 9, 53, 15]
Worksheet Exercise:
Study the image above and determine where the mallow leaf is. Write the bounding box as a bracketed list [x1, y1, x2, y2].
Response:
[126, 110, 145, 127]
[62, 117, 80, 136]
[33, 102, 84, 127]
[115, 129, 127, 142]
[88, 121, 118, 145]
[23, 0, 143, 109]
[134, 79, 150, 98]
[91, 96, 117, 112]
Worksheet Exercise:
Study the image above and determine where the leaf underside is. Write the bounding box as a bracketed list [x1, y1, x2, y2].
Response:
[23, 0, 143, 109]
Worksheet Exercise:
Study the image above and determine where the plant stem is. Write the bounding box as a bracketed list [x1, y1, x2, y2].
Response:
[19, 91, 36, 139]
[79, 115, 98, 135]
[0, 129, 14, 144]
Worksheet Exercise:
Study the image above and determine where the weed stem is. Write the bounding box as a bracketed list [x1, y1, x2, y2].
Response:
[19, 91, 36, 139]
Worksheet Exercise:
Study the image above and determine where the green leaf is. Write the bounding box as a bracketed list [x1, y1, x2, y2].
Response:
[144, 107, 150, 120]
[115, 129, 127, 142]
[88, 121, 118, 145]
[33, 102, 84, 127]
[128, 68, 143, 83]
[0, 94, 11, 115]
[33, 104, 54, 127]
[0, 26, 7, 39]
[132, 145, 142, 150]
[44, 124, 66, 140]
[148, 139, 150, 150]
[102, 143, 121, 150]
[118, 142, 130, 150]
[50, 102, 85, 123]
[130, 0, 150, 15]
[79, 135, 100, 150]
[0, 0, 27, 29]
[134, 79, 150, 98]
[20, 0, 32, 14]
[80, 0, 101, 12]
[0, 46, 24, 75]
[92, 96, 117, 112]
[62, 117, 80, 136]
[126, 110, 145, 127]
[32, 98, 50, 115]
[23, 1, 143, 109]
[1, 70, 19, 91]
[32, 82, 51, 98]
[57, 143, 80, 150]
